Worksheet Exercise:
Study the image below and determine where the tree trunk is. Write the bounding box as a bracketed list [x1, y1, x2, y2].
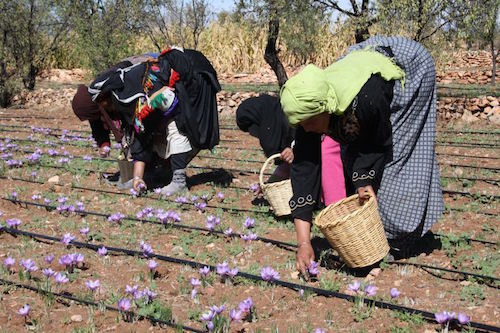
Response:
[264, 5, 288, 88]
[491, 39, 496, 86]
[354, 26, 369, 43]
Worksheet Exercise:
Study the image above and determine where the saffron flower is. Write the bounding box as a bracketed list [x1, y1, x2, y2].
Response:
[347, 280, 361, 292]
[175, 196, 187, 204]
[364, 285, 377, 297]
[216, 192, 225, 202]
[308, 260, 319, 276]
[457, 313, 470, 325]
[223, 228, 233, 236]
[200, 194, 210, 201]
[210, 304, 226, 315]
[18, 304, 30, 317]
[130, 188, 139, 197]
[195, 202, 207, 212]
[229, 309, 243, 321]
[260, 266, 280, 281]
[20, 259, 38, 272]
[216, 262, 229, 275]
[3, 256, 15, 268]
[200, 310, 215, 321]
[390, 288, 401, 298]
[80, 227, 90, 235]
[83, 155, 92, 161]
[141, 288, 157, 302]
[154, 188, 162, 195]
[97, 246, 108, 256]
[54, 272, 69, 284]
[6, 218, 21, 228]
[57, 196, 68, 204]
[243, 217, 255, 228]
[60, 233, 75, 246]
[227, 267, 239, 278]
[299, 289, 305, 298]
[250, 183, 260, 193]
[199, 266, 210, 277]
[140, 241, 154, 257]
[238, 297, 253, 314]
[435, 311, 450, 324]
[85, 279, 100, 292]
[125, 285, 139, 297]
[314, 329, 326, 333]
[31, 194, 41, 201]
[42, 268, 55, 277]
[241, 233, 257, 241]
[191, 288, 198, 299]
[190, 278, 201, 287]
[207, 321, 214, 331]
[107, 212, 125, 223]
[10, 191, 18, 198]
[147, 260, 158, 271]
[44, 254, 54, 264]
[117, 298, 131, 311]
[190, 195, 199, 202]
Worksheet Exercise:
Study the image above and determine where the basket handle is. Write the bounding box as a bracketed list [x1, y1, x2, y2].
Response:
[259, 153, 282, 186]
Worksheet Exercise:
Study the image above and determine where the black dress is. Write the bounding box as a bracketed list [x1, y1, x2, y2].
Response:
[290, 74, 394, 222]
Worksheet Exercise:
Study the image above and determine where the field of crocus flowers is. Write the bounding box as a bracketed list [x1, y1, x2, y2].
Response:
[0, 81, 498, 333]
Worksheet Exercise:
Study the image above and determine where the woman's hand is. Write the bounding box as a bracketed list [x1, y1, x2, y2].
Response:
[280, 147, 294, 164]
[99, 143, 111, 158]
[357, 185, 376, 205]
[296, 242, 315, 276]
[133, 177, 146, 192]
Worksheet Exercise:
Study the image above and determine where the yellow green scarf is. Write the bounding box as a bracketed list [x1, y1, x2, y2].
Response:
[280, 49, 405, 126]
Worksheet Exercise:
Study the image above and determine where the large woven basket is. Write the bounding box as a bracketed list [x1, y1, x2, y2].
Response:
[259, 154, 293, 217]
[314, 194, 389, 268]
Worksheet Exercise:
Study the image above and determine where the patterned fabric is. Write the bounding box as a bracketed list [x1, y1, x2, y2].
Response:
[346, 36, 444, 242]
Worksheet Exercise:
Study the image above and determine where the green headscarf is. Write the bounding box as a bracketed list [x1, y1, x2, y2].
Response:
[280, 49, 405, 126]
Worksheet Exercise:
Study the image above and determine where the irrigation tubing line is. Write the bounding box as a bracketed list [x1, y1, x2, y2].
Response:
[445, 207, 498, 217]
[441, 175, 500, 183]
[443, 189, 500, 199]
[1, 175, 497, 246]
[3, 195, 499, 281]
[1, 227, 499, 333]
[0, 278, 204, 333]
[0, 196, 296, 250]
[439, 129, 500, 135]
[437, 152, 500, 161]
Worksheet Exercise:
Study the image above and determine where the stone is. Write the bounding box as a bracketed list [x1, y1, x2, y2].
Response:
[290, 271, 300, 280]
[71, 314, 83, 322]
[489, 99, 499, 107]
[461, 110, 479, 123]
[47, 175, 60, 184]
[488, 113, 500, 125]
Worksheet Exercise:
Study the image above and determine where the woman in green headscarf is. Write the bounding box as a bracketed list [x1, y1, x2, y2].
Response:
[280, 36, 443, 274]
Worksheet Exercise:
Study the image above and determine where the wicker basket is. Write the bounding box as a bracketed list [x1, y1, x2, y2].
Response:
[314, 194, 389, 268]
[259, 154, 293, 217]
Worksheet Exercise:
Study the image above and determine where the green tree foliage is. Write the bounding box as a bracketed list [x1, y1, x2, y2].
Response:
[0, 0, 74, 106]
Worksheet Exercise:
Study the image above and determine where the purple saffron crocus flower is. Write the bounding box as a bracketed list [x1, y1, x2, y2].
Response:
[6, 219, 21, 228]
[147, 260, 158, 271]
[435, 311, 450, 324]
[457, 312, 470, 325]
[175, 196, 187, 204]
[3, 256, 15, 268]
[227, 267, 238, 278]
[238, 297, 253, 313]
[117, 298, 131, 311]
[210, 304, 225, 315]
[18, 304, 30, 317]
[54, 272, 69, 284]
[200, 310, 215, 322]
[223, 228, 233, 236]
[299, 289, 305, 298]
[85, 279, 100, 292]
[200, 194, 210, 201]
[130, 188, 139, 197]
[191, 288, 198, 299]
[44, 198, 51, 205]
[83, 155, 92, 161]
[10, 191, 18, 198]
[207, 321, 214, 331]
[230, 309, 243, 321]
[243, 217, 255, 228]
[190, 195, 199, 202]
[20, 259, 38, 272]
[97, 246, 108, 257]
[240, 233, 257, 241]
[142, 288, 157, 302]
[216, 192, 225, 202]
[107, 212, 125, 223]
[31, 171, 37, 178]
[44, 254, 54, 264]
[260, 266, 280, 281]
[195, 202, 207, 212]
[140, 241, 154, 257]
[216, 262, 229, 276]
[190, 278, 201, 287]
[314, 329, 326, 333]
[364, 285, 377, 297]
[308, 260, 319, 276]
[80, 227, 90, 235]
[347, 280, 361, 292]
[125, 285, 139, 297]
[199, 266, 210, 277]
[31, 194, 41, 201]
[42, 268, 55, 277]
[57, 196, 68, 204]
[60, 233, 75, 246]
[390, 288, 401, 298]
[250, 183, 260, 193]
[206, 215, 220, 226]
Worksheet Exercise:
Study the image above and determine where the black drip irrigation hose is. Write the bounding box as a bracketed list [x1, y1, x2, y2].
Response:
[0, 196, 295, 250]
[443, 189, 500, 200]
[2, 175, 498, 246]
[437, 152, 500, 161]
[439, 129, 500, 135]
[2, 195, 499, 282]
[0, 278, 204, 333]
[1, 227, 499, 333]
[444, 163, 500, 172]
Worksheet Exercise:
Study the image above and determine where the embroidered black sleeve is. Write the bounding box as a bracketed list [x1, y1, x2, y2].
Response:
[289, 126, 322, 222]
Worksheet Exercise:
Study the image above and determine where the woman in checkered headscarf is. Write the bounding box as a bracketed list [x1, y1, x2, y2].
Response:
[280, 36, 443, 274]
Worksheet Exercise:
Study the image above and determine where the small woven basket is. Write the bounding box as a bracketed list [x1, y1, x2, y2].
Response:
[314, 194, 389, 268]
[259, 154, 293, 217]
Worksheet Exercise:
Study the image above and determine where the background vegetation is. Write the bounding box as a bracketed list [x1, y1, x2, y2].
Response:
[0, 0, 499, 106]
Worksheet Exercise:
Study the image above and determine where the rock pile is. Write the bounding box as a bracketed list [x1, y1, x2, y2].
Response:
[438, 96, 500, 124]
[11, 87, 76, 109]
[437, 50, 499, 85]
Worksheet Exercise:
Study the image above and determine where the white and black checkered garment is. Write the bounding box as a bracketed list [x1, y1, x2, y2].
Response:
[346, 36, 444, 242]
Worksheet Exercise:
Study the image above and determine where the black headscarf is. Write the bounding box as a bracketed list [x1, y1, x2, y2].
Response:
[236, 94, 295, 157]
